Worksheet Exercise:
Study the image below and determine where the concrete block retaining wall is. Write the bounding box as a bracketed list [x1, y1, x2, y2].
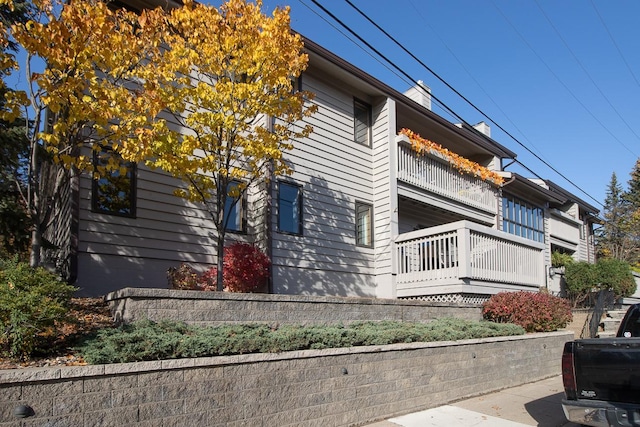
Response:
[105, 288, 483, 326]
[0, 331, 572, 427]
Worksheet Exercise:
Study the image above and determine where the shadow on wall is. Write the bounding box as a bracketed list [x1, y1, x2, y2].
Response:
[74, 166, 221, 297]
[272, 174, 375, 298]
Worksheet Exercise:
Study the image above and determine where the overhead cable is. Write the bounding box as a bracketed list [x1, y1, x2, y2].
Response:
[336, 0, 603, 207]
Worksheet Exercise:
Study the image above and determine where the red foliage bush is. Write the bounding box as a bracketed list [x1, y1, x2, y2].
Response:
[197, 267, 217, 291]
[482, 291, 572, 333]
[168, 243, 270, 293]
[220, 243, 270, 293]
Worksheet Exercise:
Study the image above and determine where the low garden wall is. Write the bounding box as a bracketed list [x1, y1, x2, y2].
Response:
[0, 331, 572, 427]
[105, 288, 483, 326]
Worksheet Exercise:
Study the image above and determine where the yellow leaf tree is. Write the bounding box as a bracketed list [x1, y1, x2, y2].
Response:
[133, 0, 316, 290]
[6, 0, 315, 289]
[5, 0, 171, 267]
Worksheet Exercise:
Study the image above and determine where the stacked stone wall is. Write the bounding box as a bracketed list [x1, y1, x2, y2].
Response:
[0, 332, 572, 427]
[106, 288, 483, 326]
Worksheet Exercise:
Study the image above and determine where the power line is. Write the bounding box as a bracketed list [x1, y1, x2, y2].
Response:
[590, 0, 640, 92]
[303, 0, 477, 130]
[294, 0, 424, 103]
[534, 0, 640, 153]
[296, 0, 475, 126]
[334, 0, 603, 207]
[294, 0, 466, 125]
[404, 0, 550, 164]
[492, 1, 637, 161]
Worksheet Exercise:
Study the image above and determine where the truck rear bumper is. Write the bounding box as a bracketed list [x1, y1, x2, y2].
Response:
[562, 399, 640, 427]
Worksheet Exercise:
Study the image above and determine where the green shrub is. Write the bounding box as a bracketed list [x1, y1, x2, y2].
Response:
[482, 291, 572, 332]
[564, 261, 598, 307]
[0, 258, 77, 359]
[596, 258, 636, 299]
[551, 251, 574, 268]
[77, 318, 525, 364]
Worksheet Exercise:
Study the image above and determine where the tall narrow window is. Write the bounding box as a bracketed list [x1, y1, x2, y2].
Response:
[354, 98, 372, 146]
[292, 75, 302, 93]
[224, 181, 245, 232]
[278, 181, 302, 235]
[356, 202, 373, 247]
[92, 149, 136, 217]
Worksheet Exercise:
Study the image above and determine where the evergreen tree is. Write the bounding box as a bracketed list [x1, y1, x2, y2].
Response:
[0, 97, 30, 258]
[597, 173, 632, 261]
[0, 0, 31, 258]
[625, 159, 640, 209]
[624, 159, 640, 267]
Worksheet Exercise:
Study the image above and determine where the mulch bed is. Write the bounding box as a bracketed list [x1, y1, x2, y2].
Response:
[0, 298, 115, 370]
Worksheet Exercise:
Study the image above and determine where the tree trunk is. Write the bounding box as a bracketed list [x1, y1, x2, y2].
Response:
[29, 227, 41, 267]
[216, 230, 225, 291]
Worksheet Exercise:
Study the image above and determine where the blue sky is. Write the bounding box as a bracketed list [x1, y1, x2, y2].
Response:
[258, 0, 640, 210]
[9, 0, 638, 210]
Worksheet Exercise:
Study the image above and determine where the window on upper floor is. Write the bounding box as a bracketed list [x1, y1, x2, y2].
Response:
[356, 202, 373, 247]
[92, 148, 136, 217]
[292, 75, 302, 93]
[224, 180, 246, 233]
[502, 195, 544, 242]
[278, 181, 302, 235]
[354, 98, 372, 147]
[270, 77, 303, 131]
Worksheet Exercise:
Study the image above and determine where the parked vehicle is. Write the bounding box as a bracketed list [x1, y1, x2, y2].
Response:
[562, 304, 640, 427]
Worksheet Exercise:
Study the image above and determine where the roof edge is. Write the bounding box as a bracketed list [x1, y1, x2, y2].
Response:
[301, 36, 518, 160]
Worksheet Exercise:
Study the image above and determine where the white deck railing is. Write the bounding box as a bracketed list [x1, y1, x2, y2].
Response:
[396, 136, 498, 212]
[396, 221, 545, 292]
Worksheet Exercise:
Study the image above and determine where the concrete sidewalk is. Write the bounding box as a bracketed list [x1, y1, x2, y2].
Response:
[364, 375, 580, 427]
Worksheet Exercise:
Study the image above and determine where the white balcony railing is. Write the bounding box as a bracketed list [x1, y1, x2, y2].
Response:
[396, 221, 545, 292]
[396, 136, 498, 212]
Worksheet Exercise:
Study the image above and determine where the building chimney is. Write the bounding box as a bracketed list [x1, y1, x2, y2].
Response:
[473, 121, 491, 137]
[404, 80, 431, 111]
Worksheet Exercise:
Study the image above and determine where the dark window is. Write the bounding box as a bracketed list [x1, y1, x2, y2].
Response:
[354, 98, 372, 146]
[224, 181, 245, 232]
[502, 195, 544, 242]
[356, 202, 373, 247]
[292, 75, 302, 92]
[92, 149, 136, 217]
[278, 181, 302, 235]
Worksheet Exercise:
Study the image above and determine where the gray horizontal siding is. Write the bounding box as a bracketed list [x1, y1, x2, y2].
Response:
[271, 71, 378, 297]
[271, 266, 376, 297]
[76, 163, 219, 294]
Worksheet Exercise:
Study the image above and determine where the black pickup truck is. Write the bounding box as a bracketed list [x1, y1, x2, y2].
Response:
[562, 304, 640, 427]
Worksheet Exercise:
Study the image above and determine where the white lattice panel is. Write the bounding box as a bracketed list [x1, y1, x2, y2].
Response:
[401, 293, 489, 305]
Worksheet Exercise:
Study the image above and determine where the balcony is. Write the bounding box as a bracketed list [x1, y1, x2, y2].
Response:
[549, 209, 581, 251]
[396, 135, 498, 214]
[395, 221, 545, 298]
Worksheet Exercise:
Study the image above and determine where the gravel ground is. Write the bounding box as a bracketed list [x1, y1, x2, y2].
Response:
[0, 298, 115, 370]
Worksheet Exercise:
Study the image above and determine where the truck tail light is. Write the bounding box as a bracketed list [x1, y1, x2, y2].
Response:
[562, 341, 577, 400]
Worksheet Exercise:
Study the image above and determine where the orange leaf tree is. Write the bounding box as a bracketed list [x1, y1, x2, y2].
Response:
[129, 0, 316, 290]
[4, 0, 171, 267]
[4, 0, 315, 291]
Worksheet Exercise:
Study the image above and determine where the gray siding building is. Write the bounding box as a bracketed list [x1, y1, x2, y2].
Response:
[44, 34, 600, 300]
